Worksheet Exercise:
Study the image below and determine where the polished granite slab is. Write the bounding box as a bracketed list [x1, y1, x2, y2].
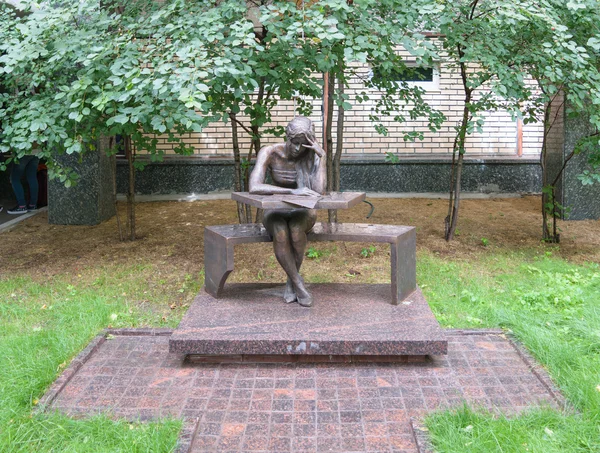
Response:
[169, 284, 447, 357]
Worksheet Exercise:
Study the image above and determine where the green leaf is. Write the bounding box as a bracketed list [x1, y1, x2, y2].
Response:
[112, 114, 129, 124]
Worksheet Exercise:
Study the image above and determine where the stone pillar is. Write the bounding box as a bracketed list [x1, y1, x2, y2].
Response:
[561, 100, 600, 220]
[48, 137, 116, 225]
[545, 97, 600, 220]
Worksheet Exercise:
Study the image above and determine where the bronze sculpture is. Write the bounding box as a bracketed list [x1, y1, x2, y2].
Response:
[249, 116, 326, 307]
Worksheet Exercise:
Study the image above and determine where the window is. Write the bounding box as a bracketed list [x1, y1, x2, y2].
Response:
[370, 62, 440, 91]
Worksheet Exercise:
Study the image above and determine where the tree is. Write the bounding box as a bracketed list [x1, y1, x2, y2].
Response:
[427, 0, 600, 241]
[507, 1, 600, 242]
[204, 0, 324, 223]
[427, 1, 543, 241]
[210, 0, 446, 224]
[0, 0, 221, 239]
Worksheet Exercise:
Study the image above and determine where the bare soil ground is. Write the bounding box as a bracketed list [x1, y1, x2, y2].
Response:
[1, 196, 598, 286]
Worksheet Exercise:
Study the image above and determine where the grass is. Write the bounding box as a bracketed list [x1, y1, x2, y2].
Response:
[1, 242, 599, 451]
[0, 265, 203, 453]
[418, 251, 600, 452]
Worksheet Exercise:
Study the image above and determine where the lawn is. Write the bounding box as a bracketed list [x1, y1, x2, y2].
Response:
[420, 252, 600, 453]
[0, 196, 599, 452]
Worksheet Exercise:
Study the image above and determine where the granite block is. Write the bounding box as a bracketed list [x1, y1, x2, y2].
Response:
[562, 100, 600, 220]
[116, 157, 542, 195]
[169, 284, 447, 357]
[545, 98, 600, 220]
[48, 137, 115, 225]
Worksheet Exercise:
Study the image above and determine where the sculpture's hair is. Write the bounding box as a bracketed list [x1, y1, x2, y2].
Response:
[285, 116, 317, 191]
[286, 116, 314, 140]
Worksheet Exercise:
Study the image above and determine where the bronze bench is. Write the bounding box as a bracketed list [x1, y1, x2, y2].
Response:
[204, 222, 416, 305]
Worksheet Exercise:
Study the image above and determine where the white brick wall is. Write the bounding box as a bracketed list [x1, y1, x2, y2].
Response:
[146, 57, 543, 159]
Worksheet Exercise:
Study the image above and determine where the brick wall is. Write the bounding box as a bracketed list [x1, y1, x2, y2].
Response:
[147, 59, 543, 159]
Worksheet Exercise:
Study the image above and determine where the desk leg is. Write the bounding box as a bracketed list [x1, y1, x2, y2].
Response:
[204, 230, 234, 298]
[390, 230, 417, 305]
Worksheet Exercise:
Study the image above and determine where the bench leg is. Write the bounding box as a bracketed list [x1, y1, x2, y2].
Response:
[204, 229, 234, 298]
[390, 229, 417, 305]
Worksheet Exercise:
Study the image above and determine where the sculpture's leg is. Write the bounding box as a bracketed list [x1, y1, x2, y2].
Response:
[264, 210, 313, 307]
[284, 219, 308, 303]
[284, 278, 296, 304]
[288, 211, 316, 307]
[269, 220, 312, 306]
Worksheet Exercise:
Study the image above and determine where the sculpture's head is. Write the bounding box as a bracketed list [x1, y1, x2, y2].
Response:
[286, 116, 315, 159]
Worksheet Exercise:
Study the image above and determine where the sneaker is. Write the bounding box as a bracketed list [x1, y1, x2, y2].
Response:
[7, 205, 27, 215]
[27, 205, 38, 212]
[0, 206, 3, 213]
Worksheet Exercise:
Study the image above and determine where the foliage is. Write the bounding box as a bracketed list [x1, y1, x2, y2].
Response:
[390, 0, 600, 242]
[425, 1, 547, 241]
[306, 246, 324, 259]
[360, 245, 376, 258]
[285, 0, 446, 137]
[0, 0, 222, 179]
[427, 406, 600, 453]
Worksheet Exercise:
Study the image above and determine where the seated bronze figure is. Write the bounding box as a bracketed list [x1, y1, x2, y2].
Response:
[249, 116, 326, 307]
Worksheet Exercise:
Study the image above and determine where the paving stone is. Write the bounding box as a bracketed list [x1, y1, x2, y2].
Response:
[45, 331, 562, 452]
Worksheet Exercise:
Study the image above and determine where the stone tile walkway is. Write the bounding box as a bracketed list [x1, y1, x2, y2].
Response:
[43, 330, 564, 453]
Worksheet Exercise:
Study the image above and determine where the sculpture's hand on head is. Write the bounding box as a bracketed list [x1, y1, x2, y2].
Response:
[302, 134, 325, 158]
[292, 187, 321, 197]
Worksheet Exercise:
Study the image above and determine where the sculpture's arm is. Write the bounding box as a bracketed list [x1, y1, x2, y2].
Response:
[305, 137, 327, 194]
[249, 146, 294, 195]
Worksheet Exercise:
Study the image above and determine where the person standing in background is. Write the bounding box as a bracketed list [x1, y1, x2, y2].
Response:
[7, 146, 40, 215]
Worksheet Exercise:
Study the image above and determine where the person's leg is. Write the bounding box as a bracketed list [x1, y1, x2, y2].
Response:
[25, 156, 39, 208]
[10, 157, 29, 207]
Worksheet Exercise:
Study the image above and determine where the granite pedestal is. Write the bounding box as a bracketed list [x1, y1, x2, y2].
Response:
[169, 284, 447, 360]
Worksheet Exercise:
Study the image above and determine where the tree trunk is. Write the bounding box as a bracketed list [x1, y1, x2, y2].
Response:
[242, 78, 266, 224]
[445, 49, 471, 242]
[445, 99, 470, 241]
[124, 135, 136, 241]
[540, 102, 552, 241]
[243, 128, 259, 223]
[330, 75, 345, 224]
[446, 153, 464, 241]
[251, 124, 263, 224]
[230, 112, 246, 224]
[110, 144, 124, 241]
[323, 72, 335, 223]
[539, 88, 567, 244]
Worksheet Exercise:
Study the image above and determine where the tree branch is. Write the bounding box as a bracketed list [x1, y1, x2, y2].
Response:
[230, 114, 252, 136]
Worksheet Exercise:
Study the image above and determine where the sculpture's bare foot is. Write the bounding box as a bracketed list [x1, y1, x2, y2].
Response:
[284, 278, 297, 303]
[295, 278, 313, 307]
[297, 293, 313, 307]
